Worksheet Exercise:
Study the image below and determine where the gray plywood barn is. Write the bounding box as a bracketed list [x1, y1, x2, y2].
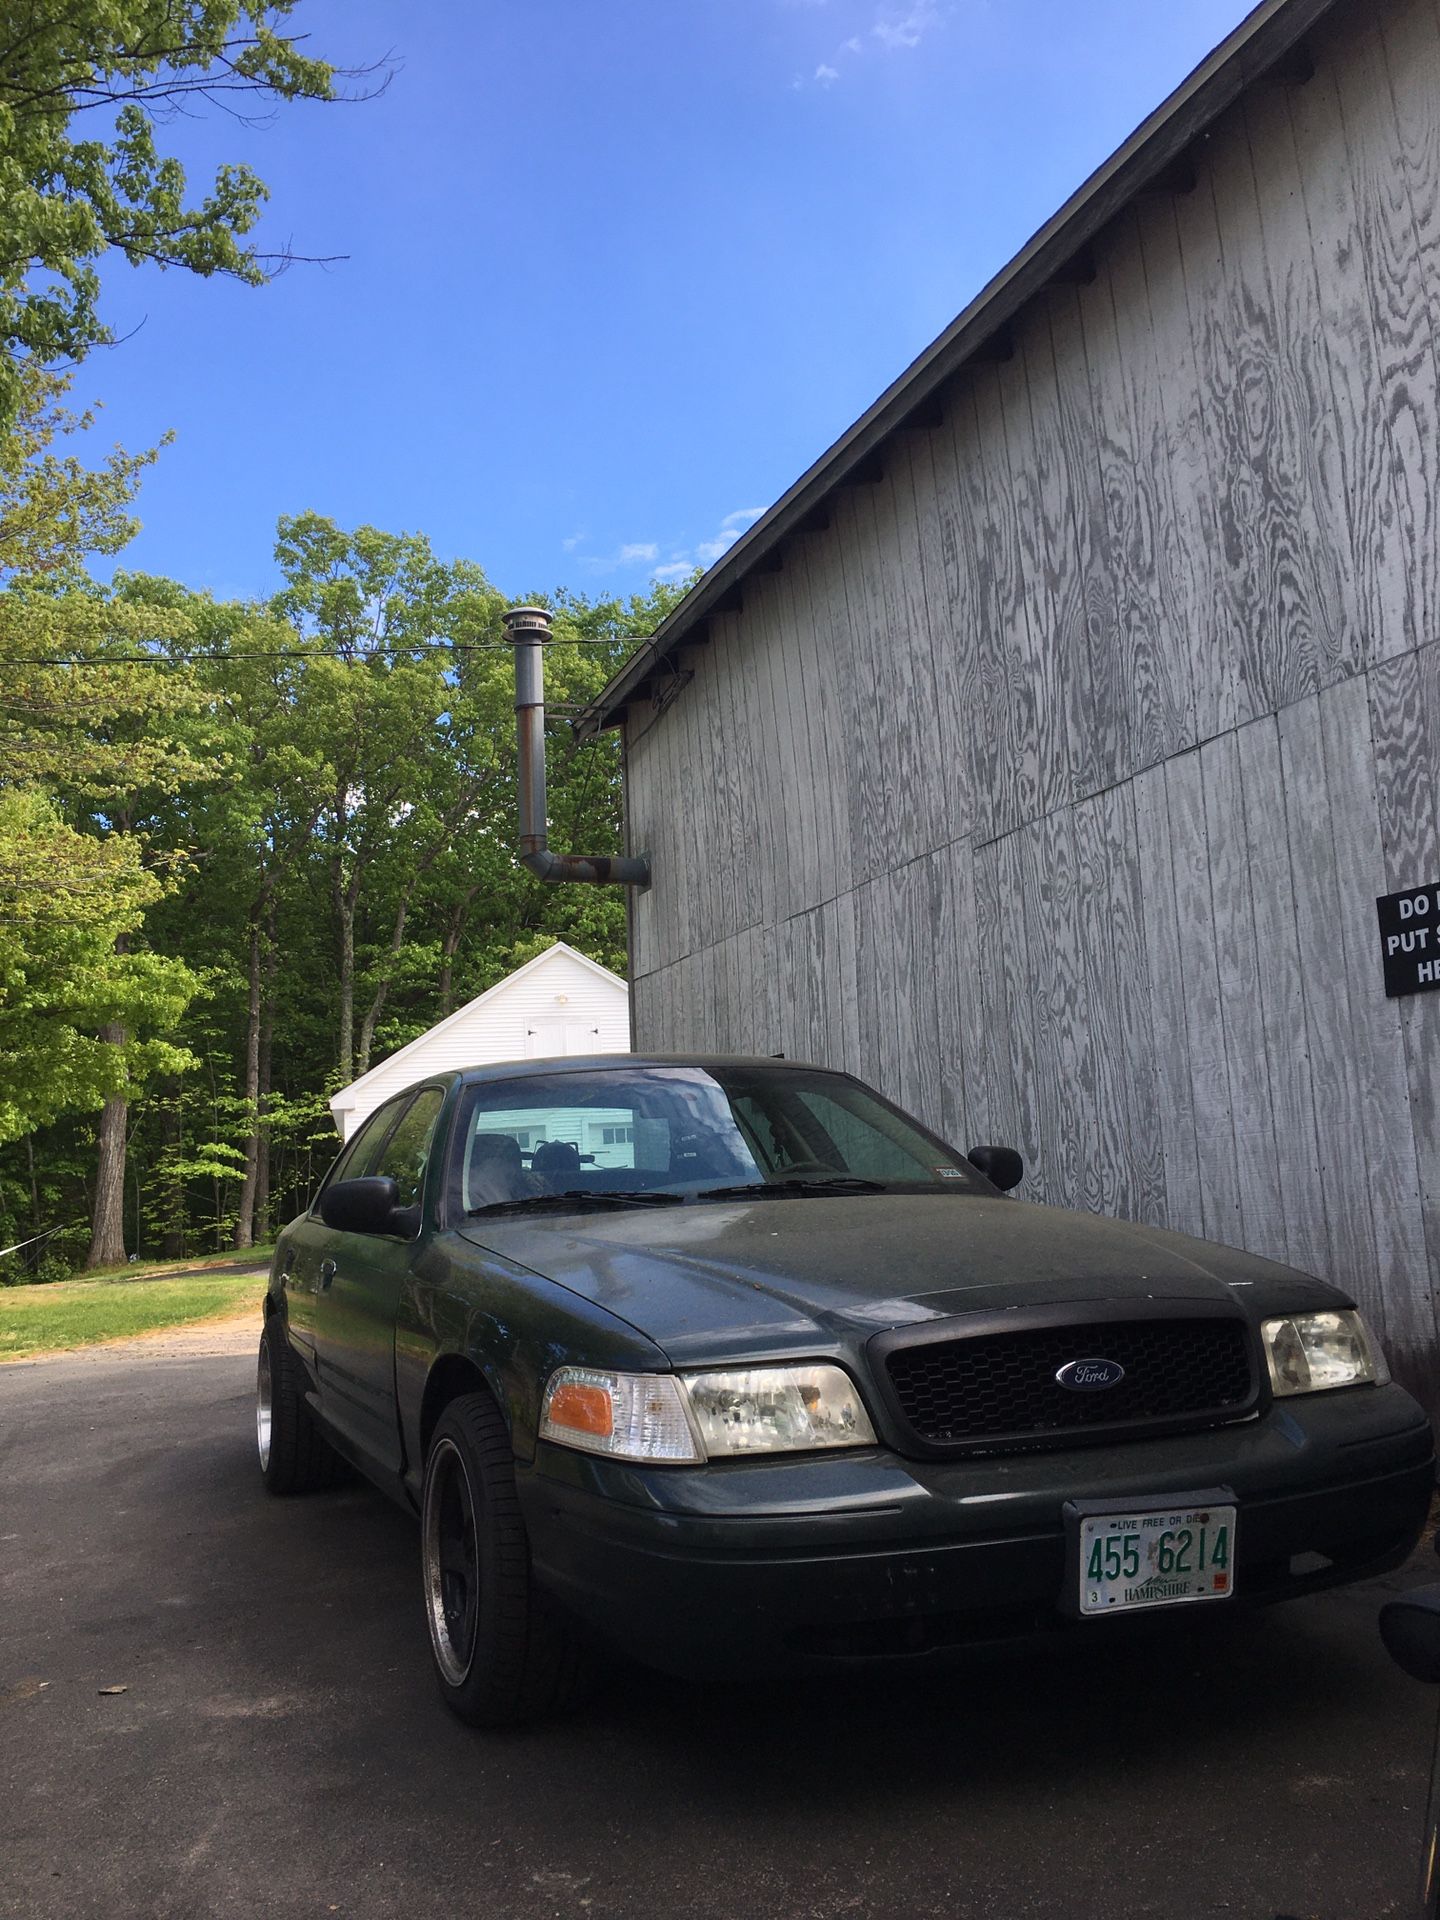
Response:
[576, 0, 1440, 1406]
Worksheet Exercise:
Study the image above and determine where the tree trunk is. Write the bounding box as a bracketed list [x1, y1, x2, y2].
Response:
[355, 888, 415, 1080]
[160, 1089, 185, 1259]
[254, 894, 276, 1245]
[332, 852, 358, 1086]
[86, 1021, 129, 1269]
[232, 886, 269, 1250]
[438, 890, 477, 1018]
[24, 1136, 42, 1277]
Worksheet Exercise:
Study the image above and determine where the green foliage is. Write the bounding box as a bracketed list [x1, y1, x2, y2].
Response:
[0, 436, 690, 1263]
[0, 1, 339, 420]
[0, 787, 195, 1141]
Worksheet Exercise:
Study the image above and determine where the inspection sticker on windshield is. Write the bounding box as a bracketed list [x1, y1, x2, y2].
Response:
[1072, 1498, 1237, 1616]
[933, 1167, 966, 1179]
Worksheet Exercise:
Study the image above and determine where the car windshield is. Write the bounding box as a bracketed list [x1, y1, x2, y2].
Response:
[450, 1063, 988, 1213]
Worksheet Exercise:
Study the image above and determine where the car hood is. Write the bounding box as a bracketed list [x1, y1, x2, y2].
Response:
[456, 1195, 1343, 1364]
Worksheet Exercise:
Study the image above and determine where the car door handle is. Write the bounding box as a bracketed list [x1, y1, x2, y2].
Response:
[318, 1259, 337, 1290]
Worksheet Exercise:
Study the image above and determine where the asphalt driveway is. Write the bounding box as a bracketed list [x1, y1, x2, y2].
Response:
[1, 1326, 1435, 1920]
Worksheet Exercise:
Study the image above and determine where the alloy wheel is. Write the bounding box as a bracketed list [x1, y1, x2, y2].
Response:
[423, 1437, 480, 1685]
[256, 1340, 273, 1470]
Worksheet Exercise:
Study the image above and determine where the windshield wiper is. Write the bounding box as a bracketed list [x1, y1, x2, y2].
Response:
[467, 1189, 686, 1217]
[697, 1176, 890, 1201]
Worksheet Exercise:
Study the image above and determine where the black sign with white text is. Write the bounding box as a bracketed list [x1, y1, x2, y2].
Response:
[1376, 883, 1440, 998]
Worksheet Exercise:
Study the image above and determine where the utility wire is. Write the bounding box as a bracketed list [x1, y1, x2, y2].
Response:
[0, 637, 643, 667]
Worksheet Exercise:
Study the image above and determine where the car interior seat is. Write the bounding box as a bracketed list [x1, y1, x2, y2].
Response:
[531, 1140, 582, 1183]
[466, 1132, 527, 1207]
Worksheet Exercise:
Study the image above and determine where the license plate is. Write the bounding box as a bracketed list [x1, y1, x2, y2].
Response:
[1075, 1501, 1237, 1616]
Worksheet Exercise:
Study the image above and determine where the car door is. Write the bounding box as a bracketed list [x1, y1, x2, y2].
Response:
[282, 1096, 408, 1375]
[308, 1084, 448, 1476]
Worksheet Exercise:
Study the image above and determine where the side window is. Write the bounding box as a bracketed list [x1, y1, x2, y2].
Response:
[318, 1097, 408, 1202]
[372, 1087, 446, 1209]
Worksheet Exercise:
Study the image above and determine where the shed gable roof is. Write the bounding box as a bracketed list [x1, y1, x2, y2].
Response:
[329, 941, 627, 1111]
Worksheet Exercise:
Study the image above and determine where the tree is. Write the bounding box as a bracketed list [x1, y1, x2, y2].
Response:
[0, 2, 359, 422]
[0, 369, 210, 1261]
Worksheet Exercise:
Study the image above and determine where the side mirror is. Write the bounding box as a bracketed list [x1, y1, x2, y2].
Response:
[319, 1175, 403, 1236]
[1381, 1587, 1440, 1683]
[968, 1145, 1024, 1193]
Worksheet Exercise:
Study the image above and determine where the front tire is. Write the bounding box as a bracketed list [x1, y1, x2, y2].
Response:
[256, 1318, 344, 1495]
[421, 1392, 581, 1727]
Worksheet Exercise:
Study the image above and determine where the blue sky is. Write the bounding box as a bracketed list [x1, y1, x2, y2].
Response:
[87, 0, 1254, 606]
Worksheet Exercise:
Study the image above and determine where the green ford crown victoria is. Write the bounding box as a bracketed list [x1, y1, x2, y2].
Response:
[256, 1056, 1434, 1726]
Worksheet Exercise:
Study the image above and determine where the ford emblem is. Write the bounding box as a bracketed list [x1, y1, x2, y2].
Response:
[1056, 1357, 1126, 1391]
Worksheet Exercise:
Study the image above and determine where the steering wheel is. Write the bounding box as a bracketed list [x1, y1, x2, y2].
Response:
[776, 1158, 842, 1178]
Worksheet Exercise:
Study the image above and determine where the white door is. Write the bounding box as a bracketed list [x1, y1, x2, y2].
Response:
[523, 1018, 603, 1058]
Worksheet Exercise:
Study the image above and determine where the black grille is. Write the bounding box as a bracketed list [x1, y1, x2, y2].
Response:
[883, 1315, 1256, 1451]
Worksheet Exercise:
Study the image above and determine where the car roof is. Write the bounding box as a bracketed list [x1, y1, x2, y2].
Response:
[457, 1053, 830, 1086]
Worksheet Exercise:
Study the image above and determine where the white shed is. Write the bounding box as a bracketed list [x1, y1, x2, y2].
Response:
[328, 942, 630, 1141]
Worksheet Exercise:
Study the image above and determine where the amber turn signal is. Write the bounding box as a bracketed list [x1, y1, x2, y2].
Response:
[544, 1379, 614, 1438]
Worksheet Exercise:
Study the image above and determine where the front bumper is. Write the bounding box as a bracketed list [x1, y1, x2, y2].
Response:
[518, 1383, 1434, 1674]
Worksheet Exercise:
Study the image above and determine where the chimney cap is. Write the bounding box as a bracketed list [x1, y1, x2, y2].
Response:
[503, 605, 554, 639]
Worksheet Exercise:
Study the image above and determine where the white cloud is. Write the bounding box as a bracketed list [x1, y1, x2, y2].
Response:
[841, 34, 863, 52]
[648, 506, 769, 580]
[872, 2, 939, 51]
[561, 531, 585, 552]
[815, 61, 840, 83]
[618, 542, 659, 564]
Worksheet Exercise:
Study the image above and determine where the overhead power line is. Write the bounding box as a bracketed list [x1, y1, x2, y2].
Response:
[1, 637, 642, 668]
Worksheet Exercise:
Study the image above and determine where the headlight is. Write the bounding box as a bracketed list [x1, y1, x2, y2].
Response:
[1261, 1310, 1388, 1395]
[538, 1362, 876, 1463]
[683, 1364, 877, 1457]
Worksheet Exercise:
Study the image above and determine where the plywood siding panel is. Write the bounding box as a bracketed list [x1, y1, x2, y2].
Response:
[1200, 730, 1285, 1261]
[1133, 762, 1205, 1238]
[995, 826, 1044, 1189]
[831, 487, 888, 887]
[942, 382, 1009, 842]
[973, 839, 1021, 1157]
[1075, 254, 1169, 783]
[1022, 806, 1090, 1210]
[1133, 196, 1236, 747]
[998, 336, 1077, 820]
[1379, 0, 1440, 650]
[902, 434, 969, 844]
[1045, 288, 1125, 798]
[1333, 4, 1440, 658]
[1165, 748, 1243, 1247]
[1073, 793, 1138, 1219]
[970, 365, 1042, 840]
[1277, 692, 1387, 1338]
[1242, 84, 1365, 691]
[1234, 715, 1331, 1278]
[1288, 59, 1417, 666]
[883, 438, 951, 861]
[1100, 783, 1168, 1226]
[927, 836, 977, 1148]
[784, 541, 840, 911]
[823, 887, 862, 1078]
[1105, 207, 1198, 757]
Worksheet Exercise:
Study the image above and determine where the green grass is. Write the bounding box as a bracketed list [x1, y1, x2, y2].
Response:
[80, 1245, 276, 1282]
[0, 1273, 265, 1361]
